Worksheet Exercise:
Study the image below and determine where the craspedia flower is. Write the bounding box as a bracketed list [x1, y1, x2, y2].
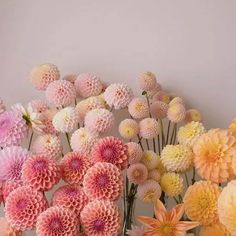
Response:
[177, 121, 205, 147]
[185, 109, 202, 123]
[128, 97, 149, 119]
[139, 118, 159, 139]
[127, 163, 148, 184]
[60, 151, 92, 185]
[30, 63, 60, 90]
[53, 107, 79, 133]
[193, 129, 236, 183]
[119, 119, 139, 139]
[70, 128, 98, 156]
[183, 180, 221, 225]
[0, 98, 6, 114]
[103, 83, 133, 109]
[2, 180, 23, 201]
[46, 80, 76, 107]
[148, 169, 161, 182]
[28, 99, 49, 113]
[126, 142, 143, 164]
[5, 186, 48, 231]
[52, 185, 89, 220]
[40, 109, 58, 135]
[81, 200, 120, 236]
[36, 206, 78, 236]
[169, 96, 185, 106]
[161, 144, 193, 172]
[153, 91, 171, 104]
[84, 108, 114, 134]
[0, 111, 28, 147]
[150, 100, 168, 119]
[91, 136, 128, 170]
[200, 223, 231, 236]
[22, 155, 60, 191]
[83, 162, 123, 201]
[137, 179, 161, 203]
[160, 172, 184, 197]
[138, 71, 157, 91]
[167, 103, 186, 123]
[75, 73, 103, 98]
[0, 146, 30, 181]
[32, 134, 63, 160]
[218, 180, 236, 235]
[229, 118, 236, 136]
[141, 150, 159, 170]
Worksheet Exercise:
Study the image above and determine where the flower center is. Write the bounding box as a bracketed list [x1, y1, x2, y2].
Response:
[160, 222, 174, 236]
[144, 190, 155, 201]
[135, 103, 144, 111]
[33, 160, 48, 171]
[96, 174, 109, 187]
[133, 170, 141, 177]
[102, 147, 115, 160]
[49, 218, 63, 232]
[69, 158, 82, 171]
[66, 188, 78, 197]
[93, 219, 105, 232]
[16, 198, 27, 210]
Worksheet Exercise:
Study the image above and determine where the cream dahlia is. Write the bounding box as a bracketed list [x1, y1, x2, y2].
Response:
[169, 96, 185, 106]
[139, 118, 159, 139]
[141, 150, 159, 170]
[128, 97, 149, 119]
[167, 103, 186, 123]
[150, 100, 168, 119]
[119, 119, 139, 140]
[127, 163, 148, 184]
[127, 142, 143, 164]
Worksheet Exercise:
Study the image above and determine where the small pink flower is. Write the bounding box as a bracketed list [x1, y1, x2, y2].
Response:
[153, 91, 171, 104]
[28, 99, 49, 113]
[150, 101, 168, 119]
[139, 118, 159, 139]
[3, 180, 23, 201]
[40, 109, 59, 135]
[138, 71, 157, 91]
[128, 97, 149, 119]
[127, 142, 143, 164]
[127, 163, 148, 184]
[167, 103, 186, 123]
[0, 217, 22, 236]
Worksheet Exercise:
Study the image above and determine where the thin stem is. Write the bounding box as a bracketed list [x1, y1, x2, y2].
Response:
[137, 134, 144, 151]
[178, 194, 183, 203]
[159, 119, 165, 149]
[170, 123, 177, 145]
[157, 134, 161, 155]
[185, 173, 189, 187]
[153, 138, 156, 152]
[145, 94, 152, 118]
[146, 139, 150, 150]
[166, 121, 171, 144]
[65, 133, 72, 151]
[173, 196, 179, 204]
[192, 167, 196, 185]
[28, 131, 34, 151]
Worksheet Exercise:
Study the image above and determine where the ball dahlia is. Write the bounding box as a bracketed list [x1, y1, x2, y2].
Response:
[148, 169, 161, 182]
[200, 223, 231, 236]
[83, 162, 123, 201]
[193, 129, 236, 183]
[5, 186, 48, 231]
[153, 91, 171, 104]
[185, 109, 202, 123]
[141, 150, 159, 170]
[91, 136, 128, 169]
[63, 74, 78, 83]
[40, 109, 58, 135]
[167, 103, 186, 123]
[169, 96, 185, 106]
[127, 163, 148, 184]
[22, 155, 60, 191]
[0, 217, 22, 236]
[127, 142, 143, 164]
[30, 63, 60, 91]
[36, 206, 78, 236]
[0, 98, 6, 114]
[28, 99, 49, 113]
[103, 83, 133, 109]
[139, 118, 159, 139]
[81, 200, 120, 236]
[2, 180, 23, 201]
[150, 100, 168, 119]
[119, 119, 139, 140]
[60, 151, 92, 185]
[183, 180, 221, 225]
[229, 118, 236, 136]
[138, 71, 157, 91]
[128, 97, 149, 119]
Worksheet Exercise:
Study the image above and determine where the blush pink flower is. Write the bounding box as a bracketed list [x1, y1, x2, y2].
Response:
[119, 119, 139, 140]
[128, 97, 149, 119]
[91, 136, 129, 170]
[28, 99, 49, 113]
[0, 217, 22, 236]
[127, 163, 148, 184]
[81, 200, 120, 236]
[138, 71, 157, 91]
[139, 118, 159, 139]
[40, 109, 59, 135]
[5, 186, 48, 231]
[127, 225, 146, 236]
[3, 180, 23, 201]
[167, 103, 186, 123]
[153, 91, 171, 104]
[127, 142, 143, 164]
[22, 155, 60, 191]
[150, 101, 168, 119]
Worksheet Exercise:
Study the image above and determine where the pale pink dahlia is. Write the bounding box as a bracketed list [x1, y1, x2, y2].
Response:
[167, 104, 186, 123]
[52, 185, 89, 220]
[75, 73, 103, 98]
[0, 98, 6, 114]
[3, 180, 23, 201]
[127, 142, 143, 164]
[0, 146, 30, 181]
[30, 63, 60, 91]
[146, 82, 162, 98]
[28, 99, 49, 113]
[0, 217, 22, 236]
[60, 151, 92, 184]
[127, 163, 148, 184]
[40, 109, 59, 135]
[46, 80, 76, 107]
[103, 83, 133, 109]
[153, 91, 171, 104]
[32, 134, 63, 160]
[139, 118, 159, 139]
[81, 200, 120, 236]
[36, 206, 78, 236]
[5, 186, 48, 231]
[0, 111, 28, 147]
[83, 162, 123, 201]
[119, 119, 139, 140]
[128, 97, 149, 119]
[22, 155, 60, 191]
[91, 136, 129, 169]
[84, 108, 114, 134]
[138, 71, 157, 91]
[150, 100, 168, 119]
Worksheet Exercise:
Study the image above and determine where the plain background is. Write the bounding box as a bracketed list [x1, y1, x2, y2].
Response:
[1, 0, 236, 235]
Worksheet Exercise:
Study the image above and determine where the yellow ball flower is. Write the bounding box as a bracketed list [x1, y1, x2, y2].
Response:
[161, 144, 193, 173]
[200, 223, 231, 236]
[183, 180, 221, 225]
[160, 172, 183, 197]
[141, 150, 159, 170]
[229, 118, 236, 136]
[156, 159, 167, 175]
[119, 119, 139, 140]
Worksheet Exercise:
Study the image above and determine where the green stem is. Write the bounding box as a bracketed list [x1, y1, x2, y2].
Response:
[145, 94, 152, 118]
[65, 133, 72, 151]
[28, 131, 34, 150]
[159, 119, 165, 149]
[153, 138, 156, 152]
[192, 167, 196, 185]
[157, 134, 161, 155]
[185, 173, 189, 187]
[170, 123, 177, 145]
[146, 139, 150, 150]
[173, 196, 179, 204]
[166, 120, 171, 144]
[137, 134, 144, 151]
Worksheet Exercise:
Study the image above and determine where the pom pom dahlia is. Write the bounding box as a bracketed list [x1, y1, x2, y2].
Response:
[185, 109, 202, 123]
[0, 146, 30, 181]
[141, 150, 159, 170]
[153, 91, 171, 104]
[36, 206, 78, 236]
[0, 98, 6, 114]
[128, 97, 149, 119]
[139, 118, 159, 139]
[28, 99, 49, 113]
[30, 63, 60, 91]
[103, 83, 133, 109]
[81, 200, 120, 236]
[63, 73, 78, 84]
[200, 223, 231, 236]
[229, 118, 236, 136]
[169, 96, 185, 106]
[127, 142, 143, 164]
[0, 111, 28, 147]
[150, 100, 168, 119]
[83, 162, 123, 201]
[167, 103, 186, 123]
[138, 71, 157, 91]
[5, 186, 48, 231]
[46, 80, 76, 107]
[91, 136, 128, 169]
[183, 180, 221, 225]
[119, 119, 139, 140]
[0, 217, 22, 236]
[40, 109, 58, 135]
[193, 129, 236, 183]
[3, 180, 23, 201]
[127, 163, 148, 184]
[148, 169, 161, 182]
[60, 151, 92, 184]
[22, 155, 60, 191]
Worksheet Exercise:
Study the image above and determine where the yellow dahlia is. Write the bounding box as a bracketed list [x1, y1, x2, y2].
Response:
[160, 172, 184, 197]
[229, 118, 236, 136]
[200, 223, 231, 236]
[183, 180, 221, 225]
[161, 144, 193, 173]
[156, 159, 167, 175]
[119, 119, 139, 140]
[185, 109, 202, 123]
[141, 150, 159, 170]
[193, 129, 236, 183]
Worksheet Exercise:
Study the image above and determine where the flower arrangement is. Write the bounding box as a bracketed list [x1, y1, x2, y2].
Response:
[0, 63, 235, 236]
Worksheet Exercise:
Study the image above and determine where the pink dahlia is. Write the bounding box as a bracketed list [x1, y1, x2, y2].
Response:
[0, 146, 30, 181]
[138, 71, 157, 91]
[32, 134, 63, 160]
[0, 98, 6, 114]
[5, 186, 48, 231]
[146, 83, 162, 98]
[22, 155, 60, 191]
[3, 180, 23, 201]
[150, 100, 168, 119]
[91, 136, 128, 170]
[103, 83, 134, 109]
[81, 200, 120, 236]
[83, 162, 123, 201]
[60, 151, 92, 185]
[28, 99, 49, 113]
[36, 206, 78, 236]
[75, 73, 103, 98]
[153, 91, 171, 104]
[46, 80, 76, 107]
[0, 217, 22, 236]
[40, 109, 59, 135]
[127, 142, 143, 164]
[0, 111, 28, 147]
[52, 185, 89, 220]
[167, 104, 186, 123]
[127, 163, 148, 184]
[128, 97, 149, 119]
[139, 118, 160, 139]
